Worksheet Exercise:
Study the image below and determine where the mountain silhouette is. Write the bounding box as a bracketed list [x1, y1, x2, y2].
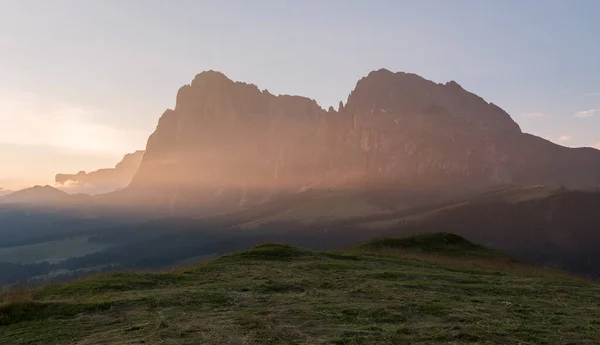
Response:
[55, 151, 145, 194]
[2, 185, 69, 205]
[114, 69, 600, 210]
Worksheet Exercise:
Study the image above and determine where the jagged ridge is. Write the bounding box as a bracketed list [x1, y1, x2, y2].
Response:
[126, 69, 600, 210]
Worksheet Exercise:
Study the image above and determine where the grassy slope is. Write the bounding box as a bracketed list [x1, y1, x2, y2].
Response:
[1, 235, 600, 345]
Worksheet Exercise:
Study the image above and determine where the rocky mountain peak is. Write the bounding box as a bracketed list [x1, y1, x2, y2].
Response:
[124, 69, 600, 212]
[192, 70, 234, 85]
[347, 69, 521, 135]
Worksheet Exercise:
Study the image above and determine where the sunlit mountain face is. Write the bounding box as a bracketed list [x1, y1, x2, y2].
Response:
[113, 69, 600, 214]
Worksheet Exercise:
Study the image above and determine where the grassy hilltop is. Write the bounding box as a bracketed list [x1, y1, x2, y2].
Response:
[1, 233, 599, 344]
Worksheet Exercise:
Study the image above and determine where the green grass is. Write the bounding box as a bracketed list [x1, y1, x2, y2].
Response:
[355, 233, 508, 259]
[1, 234, 599, 344]
[27, 265, 118, 283]
[0, 237, 110, 264]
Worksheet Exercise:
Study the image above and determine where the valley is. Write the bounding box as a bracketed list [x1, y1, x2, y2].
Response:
[2, 186, 600, 288]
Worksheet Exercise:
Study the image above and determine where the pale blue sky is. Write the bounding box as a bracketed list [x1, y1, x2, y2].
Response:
[0, 0, 599, 189]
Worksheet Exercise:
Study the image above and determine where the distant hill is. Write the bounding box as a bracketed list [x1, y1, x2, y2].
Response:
[1, 185, 69, 205]
[2, 234, 599, 344]
[354, 232, 510, 260]
[55, 150, 145, 194]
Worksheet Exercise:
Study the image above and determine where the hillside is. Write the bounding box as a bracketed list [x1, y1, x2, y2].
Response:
[350, 187, 600, 276]
[1, 185, 69, 205]
[1, 234, 599, 344]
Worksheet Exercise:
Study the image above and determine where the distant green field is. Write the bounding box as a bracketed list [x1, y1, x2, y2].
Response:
[0, 237, 109, 264]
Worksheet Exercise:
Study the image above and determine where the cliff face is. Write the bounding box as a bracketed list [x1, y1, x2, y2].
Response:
[130, 71, 356, 208]
[340, 70, 522, 188]
[128, 69, 600, 210]
[56, 150, 145, 194]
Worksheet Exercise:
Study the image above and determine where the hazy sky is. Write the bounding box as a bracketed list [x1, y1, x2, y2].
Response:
[1, 0, 599, 189]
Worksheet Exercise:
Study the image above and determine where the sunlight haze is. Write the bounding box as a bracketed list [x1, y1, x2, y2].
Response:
[3, 3, 600, 342]
[1, 0, 599, 189]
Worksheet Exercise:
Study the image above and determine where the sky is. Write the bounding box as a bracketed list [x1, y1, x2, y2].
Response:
[0, 0, 599, 189]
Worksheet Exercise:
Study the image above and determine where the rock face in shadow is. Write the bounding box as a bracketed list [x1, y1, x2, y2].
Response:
[127, 69, 600, 212]
[56, 151, 145, 194]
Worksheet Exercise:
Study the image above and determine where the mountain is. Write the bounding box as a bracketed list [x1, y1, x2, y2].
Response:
[1, 185, 70, 205]
[0, 187, 10, 197]
[126, 69, 600, 211]
[55, 150, 145, 194]
[3, 234, 600, 344]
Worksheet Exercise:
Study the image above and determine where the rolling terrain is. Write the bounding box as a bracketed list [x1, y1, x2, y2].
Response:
[2, 186, 600, 286]
[1, 234, 599, 344]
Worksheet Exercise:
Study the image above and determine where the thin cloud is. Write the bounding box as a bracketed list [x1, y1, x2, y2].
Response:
[523, 112, 548, 118]
[558, 135, 572, 143]
[55, 179, 126, 195]
[574, 108, 600, 118]
[584, 92, 600, 97]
